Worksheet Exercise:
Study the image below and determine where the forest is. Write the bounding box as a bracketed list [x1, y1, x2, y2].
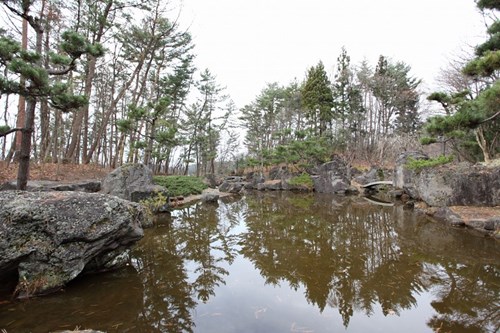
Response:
[0, 0, 499, 190]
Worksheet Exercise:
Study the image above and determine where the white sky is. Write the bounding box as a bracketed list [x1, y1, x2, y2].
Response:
[178, 0, 487, 109]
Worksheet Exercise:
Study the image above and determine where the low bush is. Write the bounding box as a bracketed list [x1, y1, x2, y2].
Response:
[288, 173, 314, 189]
[153, 175, 207, 197]
[405, 155, 454, 171]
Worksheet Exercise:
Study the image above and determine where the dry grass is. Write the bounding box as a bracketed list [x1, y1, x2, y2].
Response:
[450, 206, 500, 222]
[0, 162, 111, 184]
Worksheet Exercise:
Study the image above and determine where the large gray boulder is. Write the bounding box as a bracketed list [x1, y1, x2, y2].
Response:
[394, 152, 500, 206]
[244, 171, 265, 190]
[219, 176, 247, 193]
[413, 163, 500, 207]
[101, 163, 167, 204]
[393, 151, 429, 198]
[312, 157, 351, 194]
[0, 191, 147, 298]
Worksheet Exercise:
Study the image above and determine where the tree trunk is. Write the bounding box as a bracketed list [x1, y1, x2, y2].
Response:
[13, 17, 28, 162]
[65, 0, 114, 163]
[17, 98, 36, 190]
[17, 1, 45, 189]
[85, 57, 145, 164]
[475, 126, 491, 163]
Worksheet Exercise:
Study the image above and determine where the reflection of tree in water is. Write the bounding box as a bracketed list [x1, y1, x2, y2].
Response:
[132, 201, 241, 332]
[240, 192, 425, 327]
[240, 192, 500, 331]
[426, 262, 499, 333]
[131, 191, 499, 332]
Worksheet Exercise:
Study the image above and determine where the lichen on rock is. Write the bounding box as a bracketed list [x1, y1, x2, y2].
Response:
[0, 190, 148, 298]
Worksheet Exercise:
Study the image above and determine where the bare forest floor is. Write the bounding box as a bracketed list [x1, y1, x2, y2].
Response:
[0, 162, 111, 184]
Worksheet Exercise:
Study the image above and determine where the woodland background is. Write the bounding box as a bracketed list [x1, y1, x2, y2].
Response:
[0, 0, 498, 189]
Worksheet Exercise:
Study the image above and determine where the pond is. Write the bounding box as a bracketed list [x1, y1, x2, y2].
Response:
[0, 191, 499, 333]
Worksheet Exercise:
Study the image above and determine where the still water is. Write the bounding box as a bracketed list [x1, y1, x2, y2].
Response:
[0, 191, 499, 333]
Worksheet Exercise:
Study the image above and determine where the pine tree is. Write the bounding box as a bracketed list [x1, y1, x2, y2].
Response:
[425, 1, 499, 162]
[301, 61, 334, 137]
[0, 2, 103, 189]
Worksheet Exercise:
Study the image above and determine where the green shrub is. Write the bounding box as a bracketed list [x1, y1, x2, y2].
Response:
[140, 191, 168, 216]
[405, 155, 454, 171]
[153, 175, 207, 197]
[420, 136, 437, 145]
[288, 173, 314, 189]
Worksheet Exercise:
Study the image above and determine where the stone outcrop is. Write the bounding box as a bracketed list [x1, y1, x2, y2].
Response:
[257, 179, 283, 191]
[354, 167, 382, 186]
[203, 174, 224, 188]
[414, 163, 500, 207]
[219, 176, 247, 193]
[201, 191, 219, 203]
[101, 163, 168, 205]
[393, 151, 429, 198]
[0, 190, 147, 298]
[244, 171, 265, 190]
[312, 157, 351, 194]
[394, 152, 500, 207]
[0, 180, 101, 192]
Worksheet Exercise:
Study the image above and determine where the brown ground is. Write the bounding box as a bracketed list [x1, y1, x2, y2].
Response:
[450, 206, 500, 222]
[0, 162, 111, 184]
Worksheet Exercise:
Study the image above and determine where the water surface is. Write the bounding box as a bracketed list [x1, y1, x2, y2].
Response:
[1, 191, 499, 332]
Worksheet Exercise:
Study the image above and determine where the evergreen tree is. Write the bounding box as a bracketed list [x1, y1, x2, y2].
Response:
[372, 56, 421, 135]
[301, 61, 334, 137]
[331, 47, 365, 149]
[425, 1, 499, 162]
[0, 2, 103, 189]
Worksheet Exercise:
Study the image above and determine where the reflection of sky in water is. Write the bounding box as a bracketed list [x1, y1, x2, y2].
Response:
[189, 240, 437, 333]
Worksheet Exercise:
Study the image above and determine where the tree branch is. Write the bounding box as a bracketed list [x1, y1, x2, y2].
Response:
[0, 127, 24, 138]
[480, 110, 500, 124]
[47, 61, 77, 76]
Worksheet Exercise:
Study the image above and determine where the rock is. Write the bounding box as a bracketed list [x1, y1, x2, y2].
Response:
[432, 207, 466, 227]
[244, 172, 265, 189]
[388, 189, 405, 199]
[467, 219, 487, 229]
[0, 180, 101, 192]
[219, 176, 247, 193]
[484, 217, 500, 231]
[393, 151, 429, 198]
[269, 166, 291, 180]
[394, 151, 500, 207]
[354, 167, 382, 185]
[201, 192, 219, 203]
[345, 185, 360, 195]
[350, 167, 363, 177]
[257, 180, 283, 191]
[203, 174, 224, 188]
[312, 157, 351, 194]
[219, 181, 245, 193]
[101, 163, 168, 205]
[0, 191, 147, 298]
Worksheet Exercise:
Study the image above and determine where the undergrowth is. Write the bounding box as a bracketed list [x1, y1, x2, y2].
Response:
[405, 155, 454, 171]
[288, 173, 314, 189]
[153, 175, 207, 197]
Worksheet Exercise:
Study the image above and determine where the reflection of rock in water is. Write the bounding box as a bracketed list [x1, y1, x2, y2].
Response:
[0, 266, 143, 333]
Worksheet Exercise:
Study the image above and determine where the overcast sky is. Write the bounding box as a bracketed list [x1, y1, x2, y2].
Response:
[178, 0, 487, 108]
